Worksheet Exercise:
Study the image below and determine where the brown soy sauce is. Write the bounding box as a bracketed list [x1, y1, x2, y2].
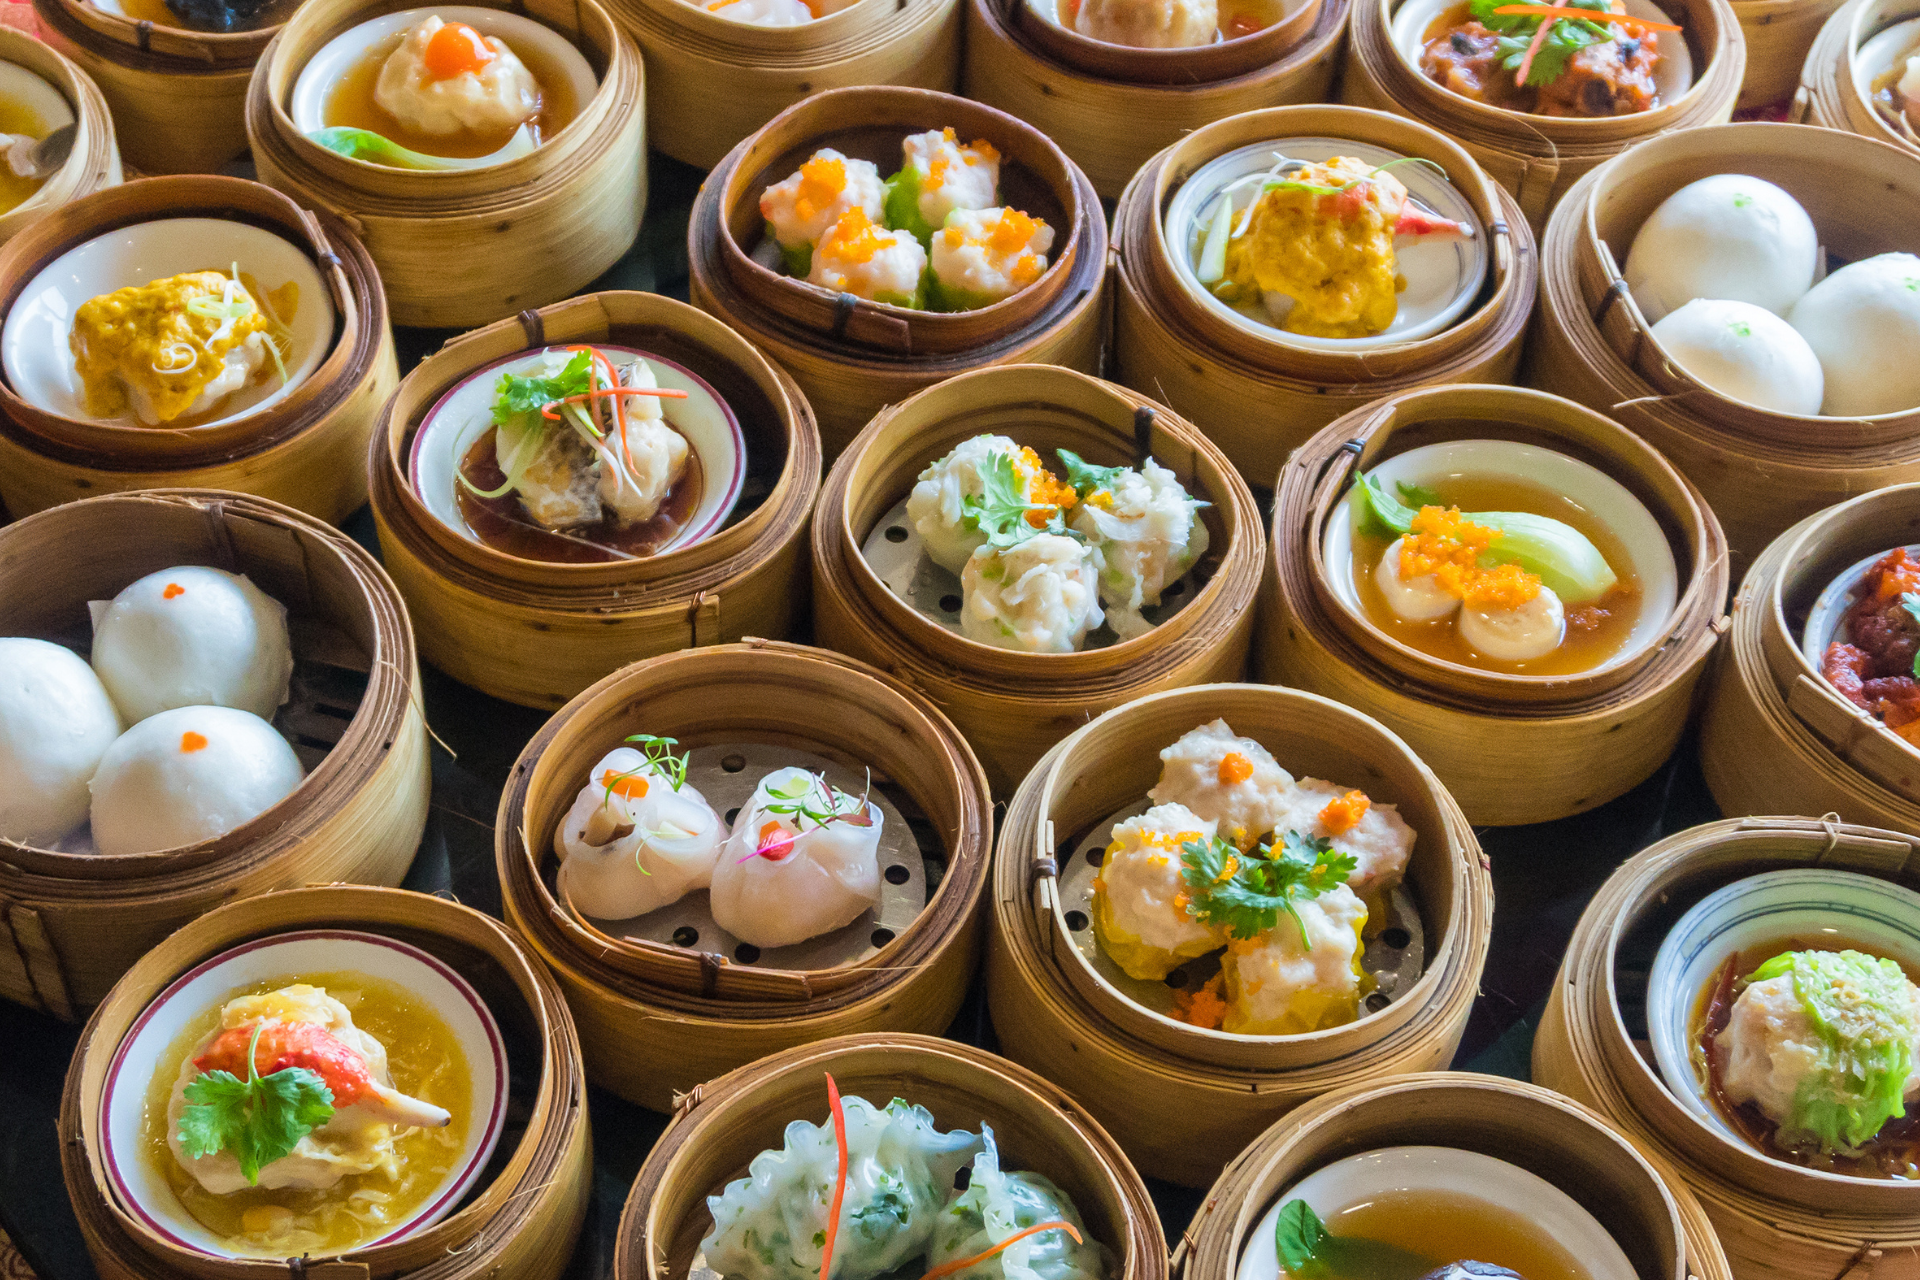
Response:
[454, 427, 705, 564]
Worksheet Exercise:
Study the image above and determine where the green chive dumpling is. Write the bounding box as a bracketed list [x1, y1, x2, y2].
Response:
[701, 1096, 983, 1280]
[925, 1125, 1111, 1280]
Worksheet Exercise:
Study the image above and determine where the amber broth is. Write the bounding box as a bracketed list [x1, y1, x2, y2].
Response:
[1322, 1189, 1592, 1280]
[1349, 474, 1645, 677]
[139, 970, 473, 1256]
[323, 28, 580, 159]
[1058, 0, 1280, 40]
[0, 95, 47, 216]
[1690, 937, 1920, 1179]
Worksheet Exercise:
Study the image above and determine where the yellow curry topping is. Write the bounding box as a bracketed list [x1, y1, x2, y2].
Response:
[70, 270, 278, 423]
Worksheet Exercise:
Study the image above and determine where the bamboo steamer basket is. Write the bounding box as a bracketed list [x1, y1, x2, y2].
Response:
[368, 291, 819, 709]
[1699, 489, 1920, 829]
[0, 27, 119, 242]
[1109, 104, 1537, 487]
[60, 885, 591, 1280]
[497, 641, 994, 1112]
[1734, 0, 1846, 106]
[247, 0, 646, 329]
[0, 176, 395, 523]
[811, 364, 1264, 795]
[1526, 121, 1920, 568]
[0, 490, 430, 1019]
[1261, 383, 1729, 826]
[604, 0, 962, 170]
[1794, 0, 1920, 151]
[615, 1034, 1166, 1280]
[689, 86, 1108, 459]
[960, 0, 1349, 200]
[1343, 0, 1744, 231]
[1533, 816, 1920, 1280]
[988, 681, 1493, 1189]
[1178, 1074, 1733, 1280]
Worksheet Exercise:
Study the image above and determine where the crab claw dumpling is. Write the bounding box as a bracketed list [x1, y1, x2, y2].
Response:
[1092, 802, 1223, 980]
[1149, 719, 1294, 848]
[1221, 884, 1369, 1035]
[554, 746, 726, 919]
[709, 767, 883, 948]
[374, 16, 542, 138]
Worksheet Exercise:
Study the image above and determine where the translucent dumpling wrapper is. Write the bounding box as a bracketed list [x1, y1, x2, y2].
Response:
[885, 128, 1002, 245]
[70, 270, 280, 426]
[760, 149, 886, 275]
[1220, 883, 1369, 1035]
[1065, 454, 1209, 640]
[554, 745, 726, 919]
[89, 705, 305, 856]
[1148, 719, 1295, 849]
[1270, 780, 1415, 910]
[906, 437, 1080, 574]
[960, 533, 1103, 653]
[1062, 0, 1217, 47]
[0, 638, 123, 846]
[1092, 802, 1223, 981]
[808, 208, 929, 308]
[701, 1095, 984, 1280]
[929, 207, 1054, 311]
[90, 565, 294, 725]
[373, 16, 542, 139]
[924, 1124, 1111, 1280]
[709, 767, 883, 948]
[597, 358, 690, 526]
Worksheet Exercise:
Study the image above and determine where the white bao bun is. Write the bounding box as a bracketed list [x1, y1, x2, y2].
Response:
[1649, 298, 1825, 416]
[1624, 175, 1819, 323]
[1788, 252, 1920, 418]
[89, 566, 294, 726]
[89, 705, 305, 856]
[0, 638, 124, 846]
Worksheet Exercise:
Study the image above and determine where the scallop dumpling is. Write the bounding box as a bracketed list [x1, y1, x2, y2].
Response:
[1375, 535, 1458, 621]
[807, 208, 928, 308]
[759, 148, 886, 269]
[1220, 884, 1369, 1035]
[374, 16, 542, 138]
[1092, 802, 1224, 980]
[0, 638, 124, 846]
[1067, 455, 1210, 640]
[959, 533, 1103, 653]
[1788, 253, 1920, 417]
[1623, 174, 1819, 322]
[90, 566, 294, 725]
[554, 745, 726, 919]
[1065, 0, 1217, 47]
[1458, 582, 1565, 662]
[1649, 298, 1824, 415]
[1149, 719, 1294, 848]
[709, 767, 883, 948]
[89, 705, 305, 855]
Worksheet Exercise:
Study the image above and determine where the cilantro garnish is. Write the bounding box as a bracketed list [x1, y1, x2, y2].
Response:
[176, 1023, 335, 1185]
[962, 451, 1069, 549]
[491, 350, 593, 431]
[1470, 0, 1617, 85]
[763, 771, 874, 830]
[1056, 449, 1129, 499]
[1178, 830, 1358, 945]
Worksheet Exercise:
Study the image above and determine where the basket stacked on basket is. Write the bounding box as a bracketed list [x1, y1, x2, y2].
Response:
[1733, 0, 1846, 106]
[1798, 0, 1920, 151]
[0, 28, 118, 242]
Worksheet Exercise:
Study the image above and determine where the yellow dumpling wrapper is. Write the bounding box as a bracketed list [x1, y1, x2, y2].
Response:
[71, 270, 272, 423]
[1220, 887, 1373, 1036]
[1219, 156, 1402, 340]
[1090, 802, 1225, 981]
[1093, 881, 1221, 981]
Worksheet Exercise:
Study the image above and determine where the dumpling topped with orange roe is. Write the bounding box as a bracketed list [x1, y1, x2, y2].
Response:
[804, 207, 929, 309]
[929, 206, 1055, 311]
[1091, 802, 1224, 980]
[886, 128, 1001, 242]
[1148, 718, 1295, 849]
[906, 435, 1081, 573]
[1375, 504, 1568, 662]
[759, 147, 885, 274]
[374, 16, 542, 139]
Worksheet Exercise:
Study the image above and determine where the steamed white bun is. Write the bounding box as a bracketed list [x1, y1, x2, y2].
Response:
[0, 638, 124, 845]
[1788, 253, 1920, 417]
[1649, 298, 1825, 415]
[89, 705, 305, 856]
[90, 566, 293, 725]
[1624, 175, 1819, 323]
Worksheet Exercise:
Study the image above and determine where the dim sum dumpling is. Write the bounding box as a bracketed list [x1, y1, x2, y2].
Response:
[1271, 780, 1415, 907]
[90, 565, 294, 725]
[925, 1125, 1111, 1280]
[906, 435, 1024, 572]
[554, 746, 726, 919]
[89, 706, 304, 855]
[889, 129, 1001, 243]
[710, 767, 883, 948]
[1066, 0, 1217, 47]
[374, 16, 542, 138]
[1065, 455, 1209, 640]
[928, 207, 1054, 311]
[701, 0, 814, 22]
[597, 358, 690, 526]
[960, 533, 1103, 653]
[1092, 803, 1222, 981]
[702, 1095, 983, 1280]
[1148, 719, 1294, 849]
[1220, 884, 1369, 1035]
[808, 209, 929, 308]
[0, 638, 123, 846]
[760, 149, 886, 265]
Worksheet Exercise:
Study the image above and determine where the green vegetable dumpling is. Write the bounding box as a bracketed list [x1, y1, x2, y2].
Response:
[925, 1125, 1111, 1280]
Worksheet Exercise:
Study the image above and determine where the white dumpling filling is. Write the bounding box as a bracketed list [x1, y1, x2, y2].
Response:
[1068, 458, 1208, 640]
[1375, 537, 1459, 621]
[899, 128, 1000, 229]
[807, 210, 928, 306]
[930, 207, 1054, 306]
[599, 359, 690, 526]
[1221, 885, 1368, 1036]
[90, 565, 294, 726]
[1148, 718, 1295, 849]
[959, 533, 1103, 653]
[0, 638, 123, 846]
[759, 148, 885, 252]
[1068, 0, 1218, 46]
[1271, 778, 1416, 905]
[1093, 802, 1222, 979]
[374, 16, 541, 138]
[1457, 583, 1565, 662]
[554, 746, 726, 919]
[89, 705, 305, 856]
[709, 767, 883, 948]
[125, 333, 266, 427]
[905, 434, 1024, 573]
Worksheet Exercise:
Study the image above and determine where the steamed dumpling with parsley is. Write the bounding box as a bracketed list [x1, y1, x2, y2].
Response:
[1218, 878, 1370, 1035]
[924, 1124, 1111, 1280]
[1064, 452, 1209, 640]
[708, 768, 883, 948]
[1148, 719, 1295, 849]
[906, 435, 1080, 574]
[1091, 802, 1225, 981]
[960, 533, 1103, 653]
[553, 739, 726, 920]
[1270, 781, 1415, 910]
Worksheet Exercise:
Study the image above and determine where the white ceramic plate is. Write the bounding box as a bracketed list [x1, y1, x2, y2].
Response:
[0, 218, 335, 428]
[1800, 543, 1920, 670]
[1235, 1146, 1636, 1280]
[1322, 438, 1680, 674]
[1854, 16, 1920, 115]
[408, 344, 746, 559]
[1164, 137, 1489, 352]
[1390, 0, 1695, 105]
[98, 929, 508, 1260]
[0, 59, 75, 220]
[1645, 868, 1920, 1143]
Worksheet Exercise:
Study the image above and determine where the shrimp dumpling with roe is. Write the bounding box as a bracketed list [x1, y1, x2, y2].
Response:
[1220, 883, 1369, 1035]
[928, 207, 1054, 311]
[709, 768, 883, 948]
[374, 16, 542, 139]
[1062, 0, 1217, 48]
[959, 533, 1103, 653]
[1064, 453, 1210, 640]
[1092, 802, 1224, 980]
[554, 742, 726, 919]
[807, 208, 929, 309]
[1149, 719, 1294, 848]
[885, 128, 1001, 243]
[759, 148, 885, 275]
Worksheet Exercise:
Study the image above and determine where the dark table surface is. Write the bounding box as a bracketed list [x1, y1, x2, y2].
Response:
[0, 151, 1728, 1280]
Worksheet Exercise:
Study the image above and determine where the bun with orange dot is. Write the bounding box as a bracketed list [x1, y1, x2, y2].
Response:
[89, 565, 294, 725]
[88, 705, 305, 855]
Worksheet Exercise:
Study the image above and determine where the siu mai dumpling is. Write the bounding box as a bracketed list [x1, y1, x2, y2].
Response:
[709, 767, 883, 948]
[1064, 0, 1217, 47]
[374, 16, 541, 138]
[1092, 802, 1224, 980]
[554, 743, 725, 919]
[1271, 781, 1415, 909]
[759, 149, 886, 273]
[960, 533, 1103, 653]
[887, 129, 1001, 243]
[1221, 883, 1369, 1035]
[1148, 719, 1294, 848]
[1065, 454, 1209, 640]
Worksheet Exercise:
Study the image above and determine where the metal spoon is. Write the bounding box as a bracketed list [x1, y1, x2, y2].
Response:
[2, 125, 77, 180]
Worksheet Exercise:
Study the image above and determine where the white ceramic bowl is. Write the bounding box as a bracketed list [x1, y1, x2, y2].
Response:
[1645, 868, 1920, 1145]
[0, 59, 75, 218]
[0, 218, 335, 429]
[1235, 1146, 1637, 1280]
[1165, 137, 1488, 352]
[99, 929, 509, 1260]
[1322, 438, 1680, 674]
[1855, 15, 1920, 120]
[1800, 543, 1920, 671]
[408, 344, 747, 558]
[289, 6, 599, 170]
[1390, 0, 1695, 106]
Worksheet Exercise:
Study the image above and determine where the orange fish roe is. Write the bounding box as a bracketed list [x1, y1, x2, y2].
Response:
[1217, 751, 1253, 785]
[817, 208, 890, 266]
[1015, 445, 1079, 527]
[1318, 789, 1371, 835]
[1463, 561, 1541, 610]
[1173, 973, 1228, 1029]
[601, 769, 648, 800]
[1010, 253, 1047, 287]
[163, 582, 186, 599]
[423, 20, 495, 80]
[922, 130, 1000, 194]
[988, 209, 1046, 256]
[1399, 505, 1541, 606]
[788, 155, 847, 224]
[179, 731, 208, 753]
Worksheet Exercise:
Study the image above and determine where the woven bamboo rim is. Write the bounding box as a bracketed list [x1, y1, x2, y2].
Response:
[988, 681, 1492, 1188]
[962, 0, 1348, 200]
[1109, 104, 1536, 488]
[1526, 121, 1920, 567]
[1261, 383, 1729, 826]
[59, 885, 591, 1280]
[614, 1033, 1166, 1280]
[0, 27, 119, 241]
[497, 641, 993, 1111]
[1532, 816, 1920, 1280]
[810, 364, 1264, 795]
[0, 491, 430, 1019]
[1177, 1073, 1733, 1280]
[604, 0, 962, 170]
[0, 176, 395, 524]
[1734, 0, 1846, 105]
[1794, 0, 1920, 151]
[1342, 0, 1744, 231]
[1012, 0, 1324, 82]
[367, 291, 820, 709]
[247, 0, 646, 329]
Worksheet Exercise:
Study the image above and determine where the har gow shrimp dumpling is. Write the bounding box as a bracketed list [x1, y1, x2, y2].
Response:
[709, 767, 884, 948]
[553, 740, 726, 919]
[89, 706, 305, 856]
[1623, 174, 1820, 322]
[90, 565, 294, 725]
[0, 638, 124, 846]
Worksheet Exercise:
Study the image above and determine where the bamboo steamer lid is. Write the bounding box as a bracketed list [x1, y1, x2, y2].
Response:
[960, 0, 1349, 200]
[1178, 1073, 1733, 1280]
[367, 291, 820, 709]
[1733, 0, 1847, 106]
[688, 86, 1108, 459]
[615, 1033, 1166, 1280]
[1343, 0, 1744, 232]
[1795, 0, 1919, 152]
[1532, 816, 1920, 1280]
[988, 681, 1493, 1189]
[811, 364, 1264, 795]
[247, 0, 646, 329]
[0, 27, 119, 241]
[497, 641, 994, 1112]
[1108, 104, 1536, 487]
[604, 0, 962, 170]
[1262, 383, 1728, 825]
[60, 885, 592, 1280]
[1526, 121, 1920, 568]
[0, 176, 396, 523]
